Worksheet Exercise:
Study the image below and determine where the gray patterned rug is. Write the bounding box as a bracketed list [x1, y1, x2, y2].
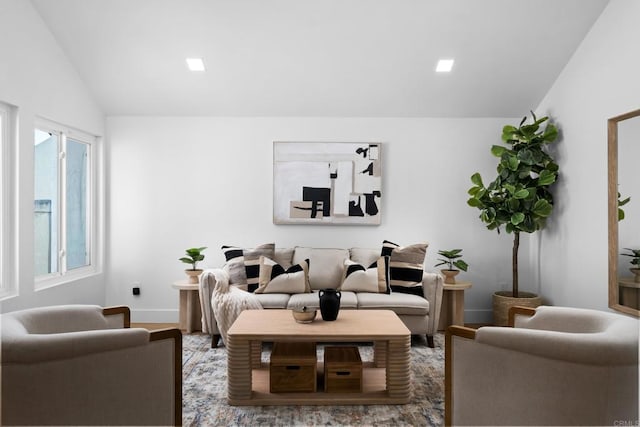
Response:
[182, 334, 445, 426]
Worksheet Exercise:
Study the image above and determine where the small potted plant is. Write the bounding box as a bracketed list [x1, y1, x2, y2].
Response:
[621, 248, 640, 283]
[435, 249, 469, 284]
[179, 247, 207, 283]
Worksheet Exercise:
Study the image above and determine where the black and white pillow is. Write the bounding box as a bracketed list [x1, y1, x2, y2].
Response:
[221, 243, 275, 291]
[340, 256, 390, 294]
[221, 245, 247, 285]
[256, 257, 311, 294]
[381, 240, 428, 295]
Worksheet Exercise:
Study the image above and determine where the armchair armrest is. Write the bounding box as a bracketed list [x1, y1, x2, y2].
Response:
[2, 328, 150, 363]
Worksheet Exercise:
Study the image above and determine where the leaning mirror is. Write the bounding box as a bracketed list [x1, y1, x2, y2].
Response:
[608, 108, 640, 317]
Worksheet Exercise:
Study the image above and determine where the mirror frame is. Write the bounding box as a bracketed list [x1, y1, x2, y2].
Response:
[608, 108, 640, 317]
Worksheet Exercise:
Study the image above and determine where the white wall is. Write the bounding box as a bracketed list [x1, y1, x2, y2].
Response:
[106, 116, 520, 323]
[0, 0, 105, 313]
[533, 0, 640, 311]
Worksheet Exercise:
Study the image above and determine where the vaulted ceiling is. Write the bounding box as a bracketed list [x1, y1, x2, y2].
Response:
[31, 0, 609, 117]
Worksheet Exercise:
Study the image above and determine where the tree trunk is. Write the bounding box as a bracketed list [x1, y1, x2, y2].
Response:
[512, 231, 520, 298]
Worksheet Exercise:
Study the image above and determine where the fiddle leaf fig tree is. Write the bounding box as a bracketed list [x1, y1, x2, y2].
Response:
[467, 112, 559, 297]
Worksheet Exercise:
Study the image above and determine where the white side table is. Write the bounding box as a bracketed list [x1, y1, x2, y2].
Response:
[172, 280, 202, 333]
[438, 281, 472, 330]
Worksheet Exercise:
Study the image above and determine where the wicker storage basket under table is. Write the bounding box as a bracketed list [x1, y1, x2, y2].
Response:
[270, 342, 317, 393]
[324, 346, 363, 393]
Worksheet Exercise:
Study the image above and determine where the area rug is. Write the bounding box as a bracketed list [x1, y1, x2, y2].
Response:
[182, 334, 445, 426]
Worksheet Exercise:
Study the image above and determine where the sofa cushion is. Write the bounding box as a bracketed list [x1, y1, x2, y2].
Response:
[381, 240, 428, 294]
[356, 292, 429, 316]
[340, 257, 390, 294]
[243, 244, 276, 292]
[221, 245, 248, 285]
[287, 290, 358, 310]
[256, 257, 311, 294]
[253, 293, 291, 309]
[349, 247, 380, 268]
[292, 247, 349, 290]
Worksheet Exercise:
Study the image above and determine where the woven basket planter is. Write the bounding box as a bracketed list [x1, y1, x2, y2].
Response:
[492, 291, 542, 326]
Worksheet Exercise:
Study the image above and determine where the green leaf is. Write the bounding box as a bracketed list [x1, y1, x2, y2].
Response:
[517, 149, 534, 165]
[532, 199, 553, 217]
[502, 125, 518, 141]
[511, 212, 525, 225]
[519, 116, 527, 127]
[179, 257, 193, 264]
[454, 260, 469, 272]
[619, 196, 631, 206]
[471, 173, 484, 187]
[491, 145, 507, 157]
[507, 155, 519, 171]
[619, 208, 625, 221]
[508, 198, 520, 210]
[542, 124, 558, 143]
[467, 197, 483, 208]
[537, 169, 556, 186]
[514, 189, 529, 199]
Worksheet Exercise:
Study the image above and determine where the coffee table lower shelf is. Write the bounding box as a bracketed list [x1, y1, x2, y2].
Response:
[229, 362, 406, 406]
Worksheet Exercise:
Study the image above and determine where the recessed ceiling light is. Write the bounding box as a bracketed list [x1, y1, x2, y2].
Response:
[436, 59, 454, 73]
[186, 57, 206, 72]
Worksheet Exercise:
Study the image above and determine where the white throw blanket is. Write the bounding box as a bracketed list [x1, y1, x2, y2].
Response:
[199, 269, 262, 345]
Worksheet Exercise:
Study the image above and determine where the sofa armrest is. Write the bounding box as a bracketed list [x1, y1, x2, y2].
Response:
[199, 268, 226, 334]
[421, 271, 444, 336]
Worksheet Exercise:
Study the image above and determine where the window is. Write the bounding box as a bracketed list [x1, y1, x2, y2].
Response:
[0, 101, 16, 299]
[34, 119, 98, 287]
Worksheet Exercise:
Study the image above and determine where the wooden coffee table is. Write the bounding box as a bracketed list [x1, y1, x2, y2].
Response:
[226, 309, 411, 405]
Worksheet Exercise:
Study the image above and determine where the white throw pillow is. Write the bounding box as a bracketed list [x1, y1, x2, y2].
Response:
[339, 256, 390, 294]
[256, 257, 311, 294]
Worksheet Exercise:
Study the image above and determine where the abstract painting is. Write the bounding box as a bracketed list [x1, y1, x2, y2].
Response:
[273, 142, 382, 225]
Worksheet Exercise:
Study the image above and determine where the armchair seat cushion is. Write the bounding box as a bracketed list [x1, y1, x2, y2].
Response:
[356, 292, 429, 316]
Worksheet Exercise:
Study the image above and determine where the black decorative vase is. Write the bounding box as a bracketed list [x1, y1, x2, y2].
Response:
[319, 289, 341, 321]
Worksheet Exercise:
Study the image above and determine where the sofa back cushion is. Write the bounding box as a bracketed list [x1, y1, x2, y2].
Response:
[293, 247, 349, 290]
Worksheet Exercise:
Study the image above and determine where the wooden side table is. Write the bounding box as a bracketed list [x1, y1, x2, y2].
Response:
[172, 280, 202, 333]
[619, 278, 640, 309]
[438, 281, 472, 330]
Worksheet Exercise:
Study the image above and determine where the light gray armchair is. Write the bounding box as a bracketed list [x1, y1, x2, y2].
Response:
[446, 305, 639, 426]
[1, 305, 182, 426]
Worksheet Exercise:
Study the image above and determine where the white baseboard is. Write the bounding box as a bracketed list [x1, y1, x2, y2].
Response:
[131, 309, 179, 323]
[464, 309, 493, 325]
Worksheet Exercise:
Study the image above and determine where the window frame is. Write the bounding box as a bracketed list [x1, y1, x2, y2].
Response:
[0, 101, 17, 300]
[34, 118, 100, 290]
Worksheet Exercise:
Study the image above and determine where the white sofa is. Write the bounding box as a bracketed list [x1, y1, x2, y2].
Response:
[445, 305, 640, 426]
[1, 305, 182, 426]
[199, 246, 444, 348]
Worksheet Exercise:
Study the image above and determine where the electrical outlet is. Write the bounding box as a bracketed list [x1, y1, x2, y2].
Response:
[132, 281, 141, 296]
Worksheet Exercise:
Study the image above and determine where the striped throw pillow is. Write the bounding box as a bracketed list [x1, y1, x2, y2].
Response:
[381, 240, 428, 295]
[221, 243, 275, 292]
